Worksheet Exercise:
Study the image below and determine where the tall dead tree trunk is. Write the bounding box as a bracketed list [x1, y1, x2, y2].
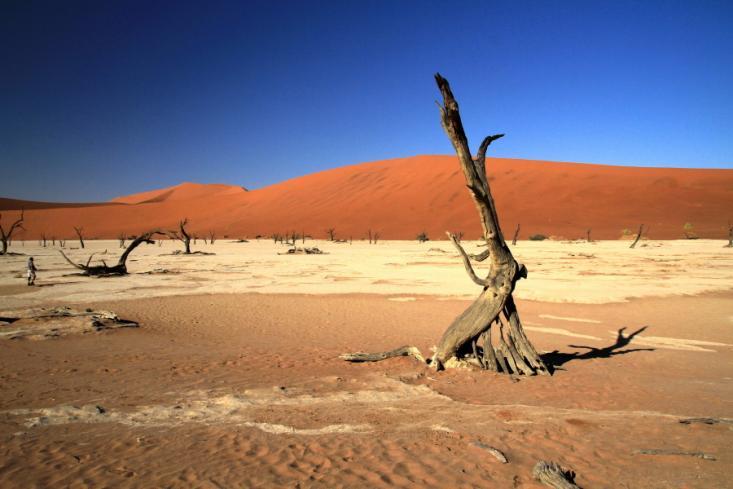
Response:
[326, 228, 336, 241]
[168, 219, 192, 254]
[73, 226, 85, 249]
[512, 223, 520, 246]
[59, 230, 161, 276]
[586, 228, 592, 243]
[208, 230, 216, 244]
[629, 224, 644, 249]
[342, 74, 548, 375]
[0, 210, 25, 255]
[118, 233, 126, 248]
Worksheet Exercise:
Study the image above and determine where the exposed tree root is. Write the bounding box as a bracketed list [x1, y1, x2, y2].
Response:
[340, 346, 426, 364]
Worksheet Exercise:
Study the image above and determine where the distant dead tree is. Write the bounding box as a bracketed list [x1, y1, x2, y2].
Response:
[271, 233, 281, 244]
[368, 229, 380, 244]
[302, 230, 306, 244]
[73, 226, 85, 248]
[168, 219, 192, 254]
[629, 224, 644, 249]
[455, 231, 464, 242]
[326, 228, 336, 241]
[118, 233, 126, 248]
[193, 234, 198, 245]
[60, 230, 162, 276]
[511, 223, 520, 246]
[342, 74, 548, 375]
[0, 210, 25, 255]
[58, 238, 66, 247]
[51, 237, 56, 246]
[416, 231, 429, 243]
[586, 228, 592, 243]
[726, 222, 733, 248]
[41, 233, 47, 247]
[209, 230, 216, 245]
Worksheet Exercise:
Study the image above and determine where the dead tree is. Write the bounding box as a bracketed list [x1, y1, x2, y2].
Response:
[58, 238, 66, 247]
[0, 210, 25, 255]
[208, 230, 216, 245]
[59, 230, 161, 276]
[727, 222, 733, 248]
[118, 233, 126, 248]
[368, 229, 380, 244]
[342, 74, 548, 375]
[41, 233, 47, 247]
[586, 228, 592, 243]
[51, 237, 56, 246]
[512, 223, 520, 245]
[73, 226, 85, 248]
[326, 228, 336, 241]
[417, 231, 429, 243]
[629, 224, 644, 249]
[168, 219, 192, 254]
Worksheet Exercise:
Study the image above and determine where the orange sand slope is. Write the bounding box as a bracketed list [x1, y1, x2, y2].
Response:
[1, 156, 731, 240]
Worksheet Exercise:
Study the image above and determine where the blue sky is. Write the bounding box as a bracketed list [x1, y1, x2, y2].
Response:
[1, 0, 731, 202]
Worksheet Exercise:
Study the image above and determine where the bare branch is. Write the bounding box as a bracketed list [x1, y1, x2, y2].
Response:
[447, 232, 491, 287]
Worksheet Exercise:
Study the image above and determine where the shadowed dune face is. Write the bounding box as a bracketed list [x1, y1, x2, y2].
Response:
[1, 156, 731, 240]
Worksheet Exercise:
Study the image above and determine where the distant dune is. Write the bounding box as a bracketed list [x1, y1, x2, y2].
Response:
[1, 156, 731, 240]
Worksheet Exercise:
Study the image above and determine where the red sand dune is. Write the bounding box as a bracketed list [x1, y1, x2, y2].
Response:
[1, 156, 731, 240]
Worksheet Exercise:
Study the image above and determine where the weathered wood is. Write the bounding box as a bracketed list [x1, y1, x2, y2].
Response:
[168, 219, 192, 254]
[340, 346, 426, 363]
[340, 74, 546, 375]
[73, 226, 85, 249]
[679, 417, 733, 425]
[430, 74, 545, 373]
[512, 223, 520, 245]
[470, 442, 508, 463]
[0, 210, 24, 255]
[480, 330, 499, 371]
[0, 306, 138, 340]
[532, 461, 581, 489]
[635, 449, 715, 461]
[60, 230, 161, 276]
[629, 224, 644, 248]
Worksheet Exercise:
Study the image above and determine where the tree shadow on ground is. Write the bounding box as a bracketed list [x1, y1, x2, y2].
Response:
[541, 326, 654, 374]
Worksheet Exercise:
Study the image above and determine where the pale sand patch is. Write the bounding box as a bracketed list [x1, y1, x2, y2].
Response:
[387, 297, 416, 302]
[539, 314, 601, 324]
[8, 376, 446, 432]
[618, 333, 733, 352]
[2, 239, 732, 308]
[524, 324, 603, 341]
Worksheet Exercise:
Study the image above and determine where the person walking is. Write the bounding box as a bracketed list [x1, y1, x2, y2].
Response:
[27, 256, 37, 286]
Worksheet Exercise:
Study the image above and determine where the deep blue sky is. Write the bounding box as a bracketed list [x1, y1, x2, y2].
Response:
[1, 0, 731, 202]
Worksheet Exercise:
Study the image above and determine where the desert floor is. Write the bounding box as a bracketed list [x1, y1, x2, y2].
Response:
[1, 239, 732, 488]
